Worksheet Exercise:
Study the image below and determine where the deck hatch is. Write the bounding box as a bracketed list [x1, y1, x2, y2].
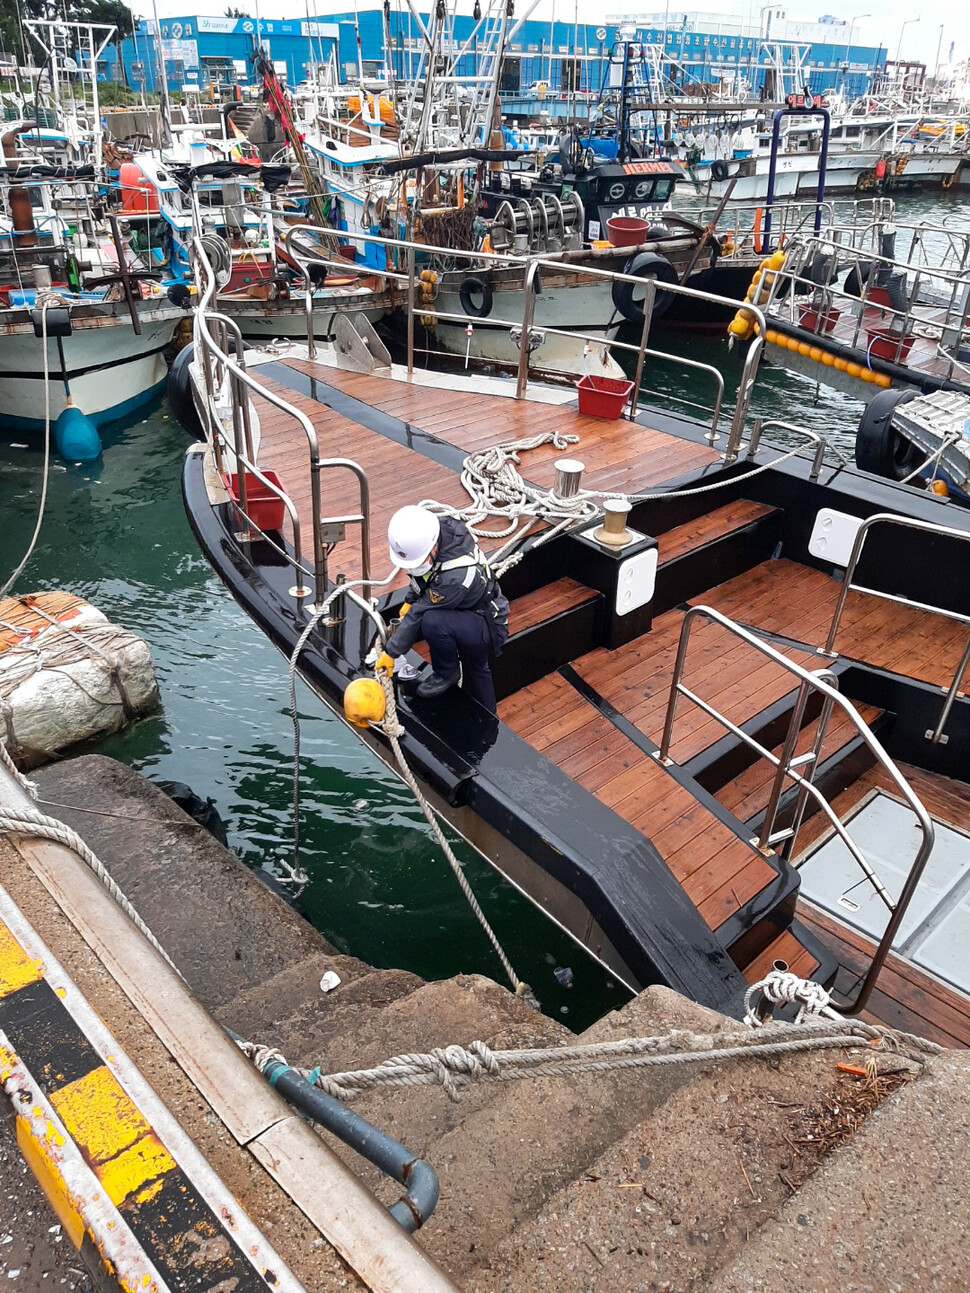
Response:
[798, 791, 970, 993]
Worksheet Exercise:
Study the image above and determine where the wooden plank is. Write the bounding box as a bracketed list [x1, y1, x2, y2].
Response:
[657, 499, 775, 565]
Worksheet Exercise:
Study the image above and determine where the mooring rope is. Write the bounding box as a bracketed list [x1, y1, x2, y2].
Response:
[1, 303, 53, 599]
[236, 1013, 941, 1105]
[0, 737, 179, 972]
[376, 668, 538, 1009]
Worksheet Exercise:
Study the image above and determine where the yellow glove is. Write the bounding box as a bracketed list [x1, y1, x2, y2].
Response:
[374, 651, 395, 676]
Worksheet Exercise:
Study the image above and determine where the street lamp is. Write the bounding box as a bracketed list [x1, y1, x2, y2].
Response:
[841, 13, 870, 94]
[894, 16, 920, 67]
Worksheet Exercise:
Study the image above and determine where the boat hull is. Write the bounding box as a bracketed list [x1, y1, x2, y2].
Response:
[0, 313, 179, 431]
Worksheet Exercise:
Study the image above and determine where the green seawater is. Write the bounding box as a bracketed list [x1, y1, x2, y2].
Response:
[0, 190, 963, 1029]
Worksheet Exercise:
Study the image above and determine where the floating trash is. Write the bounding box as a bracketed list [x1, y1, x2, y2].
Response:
[553, 966, 574, 988]
[320, 971, 342, 993]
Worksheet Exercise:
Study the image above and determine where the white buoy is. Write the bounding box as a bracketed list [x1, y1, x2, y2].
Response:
[0, 592, 159, 769]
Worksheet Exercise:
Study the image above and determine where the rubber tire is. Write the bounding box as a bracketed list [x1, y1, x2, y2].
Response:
[854, 387, 924, 480]
[710, 160, 730, 183]
[459, 276, 493, 319]
[167, 343, 204, 440]
[844, 261, 873, 297]
[611, 252, 678, 323]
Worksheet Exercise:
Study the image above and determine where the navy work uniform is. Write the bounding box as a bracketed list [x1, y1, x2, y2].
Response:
[384, 516, 510, 713]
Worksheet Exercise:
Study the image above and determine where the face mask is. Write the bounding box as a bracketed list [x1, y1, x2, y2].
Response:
[411, 560, 432, 577]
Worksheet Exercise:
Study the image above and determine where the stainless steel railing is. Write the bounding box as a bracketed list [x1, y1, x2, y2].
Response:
[283, 223, 765, 441]
[193, 236, 373, 604]
[821, 512, 970, 746]
[656, 604, 934, 1016]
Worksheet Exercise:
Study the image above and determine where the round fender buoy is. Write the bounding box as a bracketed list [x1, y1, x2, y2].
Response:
[54, 405, 101, 461]
[612, 252, 678, 323]
[459, 276, 493, 319]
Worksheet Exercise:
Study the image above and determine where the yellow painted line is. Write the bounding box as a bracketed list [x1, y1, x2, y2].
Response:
[16, 1114, 86, 1248]
[0, 923, 43, 997]
[50, 1066, 176, 1205]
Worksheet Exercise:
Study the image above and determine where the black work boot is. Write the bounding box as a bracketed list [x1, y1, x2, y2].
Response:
[416, 669, 460, 698]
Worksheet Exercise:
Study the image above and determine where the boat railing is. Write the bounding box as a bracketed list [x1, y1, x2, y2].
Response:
[657, 603, 935, 1016]
[283, 223, 765, 445]
[697, 199, 837, 257]
[821, 512, 970, 746]
[764, 234, 970, 380]
[193, 235, 372, 606]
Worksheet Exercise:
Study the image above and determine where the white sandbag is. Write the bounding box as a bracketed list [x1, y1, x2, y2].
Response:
[0, 607, 159, 769]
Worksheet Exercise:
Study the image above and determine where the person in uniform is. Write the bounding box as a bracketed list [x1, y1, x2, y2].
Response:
[375, 505, 510, 713]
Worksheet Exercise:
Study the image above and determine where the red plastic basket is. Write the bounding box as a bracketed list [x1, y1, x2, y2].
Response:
[799, 304, 841, 334]
[577, 374, 635, 419]
[224, 470, 287, 532]
[866, 329, 914, 363]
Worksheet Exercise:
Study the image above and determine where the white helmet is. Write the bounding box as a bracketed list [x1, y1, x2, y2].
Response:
[387, 505, 441, 571]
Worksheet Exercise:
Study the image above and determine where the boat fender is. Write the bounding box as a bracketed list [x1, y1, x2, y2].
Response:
[344, 677, 386, 728]
[167, 342, 205, 440]
[459, 276, 493, 318]
[843, 260, 873, 297]
[854, 387, 923, 480]
[54, 405, 101, 461]
[611, 252, 677, 323]
[710, 159, 730, 182]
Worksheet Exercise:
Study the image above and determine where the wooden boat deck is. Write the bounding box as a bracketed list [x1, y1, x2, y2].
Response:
[247, 357, 720, 588]
[236, 355, 970, 1045]
[807, 298, 960, 384]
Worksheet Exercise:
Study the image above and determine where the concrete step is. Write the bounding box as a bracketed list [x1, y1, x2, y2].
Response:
[413, 987, 736, 1281]
[707, 1048, 970, 1293]
[469, 991, 929, 1292]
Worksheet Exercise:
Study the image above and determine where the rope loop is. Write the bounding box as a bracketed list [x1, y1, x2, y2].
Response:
[743, 968, 840, 1027]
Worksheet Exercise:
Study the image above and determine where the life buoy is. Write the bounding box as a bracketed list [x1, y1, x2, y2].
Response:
[459, 276, 493, 318]
[710, 160, 730, 183]
[854, 388, 923, 480]
[611, 252, 678, 323]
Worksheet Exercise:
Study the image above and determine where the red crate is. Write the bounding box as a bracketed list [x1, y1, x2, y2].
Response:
[577, 374, 635, 419]
[224, 470, 287, 532]
[866, 329, 915, 363]
[799, 304, 841, 333]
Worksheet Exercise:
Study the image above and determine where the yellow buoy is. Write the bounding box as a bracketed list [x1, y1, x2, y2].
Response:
[860, 367, 876, 383]
[797, 342, 811, 357]
[932, 479, 951, 497]
[835, 358, 848, 372]
[874, 373, 892, 388]
[821, 351, 835, 367]
[809, 346, 823, 363]
[343, 678, 386, 728]
[847, 362, 862, 379]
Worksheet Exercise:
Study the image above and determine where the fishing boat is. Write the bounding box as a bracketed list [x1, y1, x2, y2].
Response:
[178, 228, 970, 1046]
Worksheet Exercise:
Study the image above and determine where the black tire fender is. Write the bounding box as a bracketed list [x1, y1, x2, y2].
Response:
[459, 275, 493, 318]
[710, 159, 730, 182]
[854, 387, 924, 480]
[611, 252, 678, 323]
[844, 260, 873, 297]
[167, 342, 204, 440]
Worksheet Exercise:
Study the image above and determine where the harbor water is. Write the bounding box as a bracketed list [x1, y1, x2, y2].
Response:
[1, 191, 964, 1029]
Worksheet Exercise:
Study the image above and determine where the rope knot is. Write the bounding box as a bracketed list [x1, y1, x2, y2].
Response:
[743, 969, 838, 1028]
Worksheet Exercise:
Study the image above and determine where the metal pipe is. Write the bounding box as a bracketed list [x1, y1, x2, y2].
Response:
[927, 633, 970, 745]
[757, 676, 813, 855]
[783, 670, 840, 860]
[263, 1062, 439, 1234]
[515, 260, 541, 400]
[629, 277, 657, 422]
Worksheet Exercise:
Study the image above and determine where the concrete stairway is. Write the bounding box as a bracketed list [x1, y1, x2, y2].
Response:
[34, 755, 969, 1293]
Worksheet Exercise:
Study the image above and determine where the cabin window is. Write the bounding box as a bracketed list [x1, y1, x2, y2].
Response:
[500, 59, 521, 94]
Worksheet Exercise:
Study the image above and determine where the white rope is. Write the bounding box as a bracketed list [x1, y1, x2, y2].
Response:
[376, 669, 538, 1009]
[742, 968, 842, 1027]
[236, 1015, 940, 1104]
[0, 737, 179, 973]
[1, 303, 52, 598]
[420, 430, 816, 564]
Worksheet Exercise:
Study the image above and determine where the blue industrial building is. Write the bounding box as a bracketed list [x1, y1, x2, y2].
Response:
[111, 8, 886, 111]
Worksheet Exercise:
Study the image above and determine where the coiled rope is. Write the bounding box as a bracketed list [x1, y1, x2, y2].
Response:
[742, 967, 842, 1026]
[236, 1013, 940, 1105]
[0, 737, 179, 972]
[421, 427, 820, 565]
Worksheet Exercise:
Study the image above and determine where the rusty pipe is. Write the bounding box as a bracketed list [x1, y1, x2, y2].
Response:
[3, 127, 38, 249]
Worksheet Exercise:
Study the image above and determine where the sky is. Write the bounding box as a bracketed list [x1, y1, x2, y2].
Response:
[130, 0, 966, 70]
